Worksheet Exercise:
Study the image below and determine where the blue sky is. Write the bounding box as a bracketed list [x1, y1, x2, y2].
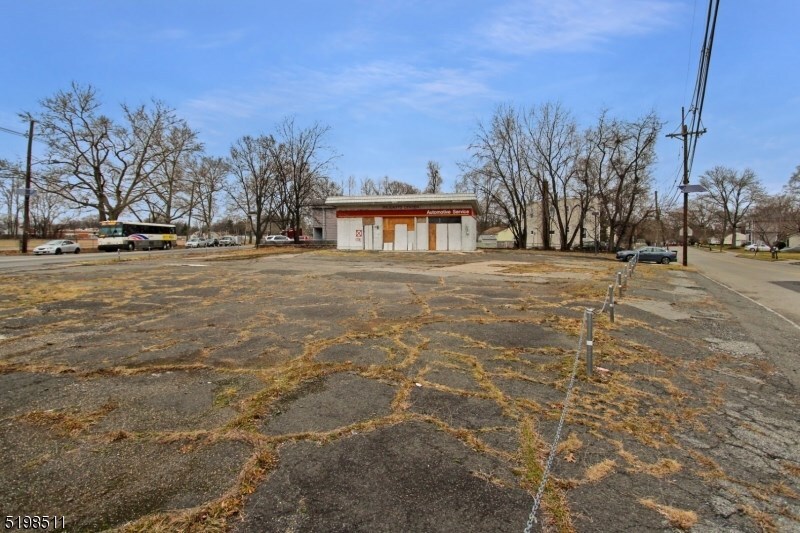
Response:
[1, 0, 798, 206]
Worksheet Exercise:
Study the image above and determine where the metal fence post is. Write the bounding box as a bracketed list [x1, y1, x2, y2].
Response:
[608, 284, 615, 323]
[585, 308, 594, 378]
[617, 272, 623, 297]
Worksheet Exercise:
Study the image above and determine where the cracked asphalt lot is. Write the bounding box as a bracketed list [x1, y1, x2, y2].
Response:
[0, 248, 797, 532]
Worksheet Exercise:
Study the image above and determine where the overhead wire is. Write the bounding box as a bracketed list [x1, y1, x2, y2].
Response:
[687, 0, 720, 179]
[0, 125, 28, 138]
[659, 0, 701, 214]
[662, 0, 719, 213]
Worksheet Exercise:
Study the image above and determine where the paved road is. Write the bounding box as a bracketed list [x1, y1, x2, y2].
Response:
[681, 247, 800, 329]
[0, 247, 231, 273]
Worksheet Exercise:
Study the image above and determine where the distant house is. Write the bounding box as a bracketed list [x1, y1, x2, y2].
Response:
[478, 226, 516, 248]
[722, 232, 749, 246]
[787, 232, 800, 248]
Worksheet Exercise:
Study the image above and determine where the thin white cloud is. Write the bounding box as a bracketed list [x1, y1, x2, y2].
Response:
[183, 60, 498, 126]
[481, 0, 680, 54]
[145, 27, 247, 50]
[149, 28, 190, 42]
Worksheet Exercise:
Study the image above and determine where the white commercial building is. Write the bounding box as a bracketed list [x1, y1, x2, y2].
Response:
[325, 194, 479, 252]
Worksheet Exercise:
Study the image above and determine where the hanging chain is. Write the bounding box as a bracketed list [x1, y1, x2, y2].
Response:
[523, 311, 588, 533]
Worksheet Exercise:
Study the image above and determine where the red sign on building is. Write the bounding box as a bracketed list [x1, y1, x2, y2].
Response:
[337, 208, 474, 218]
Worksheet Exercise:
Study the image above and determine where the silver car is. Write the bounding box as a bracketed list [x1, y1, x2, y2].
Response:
[263, 235, 292, 244]
[33, 240, 81, 255]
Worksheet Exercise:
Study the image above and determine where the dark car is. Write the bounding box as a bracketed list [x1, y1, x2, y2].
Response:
[616, 246, 677, 264]
[571, 240, 607, 251]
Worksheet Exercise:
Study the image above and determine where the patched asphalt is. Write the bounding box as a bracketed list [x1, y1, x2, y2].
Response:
[0, 248, 798, 532]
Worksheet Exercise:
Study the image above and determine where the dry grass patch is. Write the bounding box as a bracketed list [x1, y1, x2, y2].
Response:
[204, 246, 310, 262]
[16, 401, 118, 436]
[519, 418, 575, 532]
[213, 386, 240, 408]
[638, 498, 698, 530]
[118, 446, 277, 533]
[556, 432, 582, 457]
[739, 503, 778, 533]
[583, 459, 617, 483]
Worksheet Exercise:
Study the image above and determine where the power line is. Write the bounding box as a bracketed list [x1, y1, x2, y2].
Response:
[0, 125, 28, 138]
[686, 0, 720, 179]
[683, 0, 700, 110]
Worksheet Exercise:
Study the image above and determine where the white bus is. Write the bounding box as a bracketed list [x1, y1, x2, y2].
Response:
[97, 220, 177, 251]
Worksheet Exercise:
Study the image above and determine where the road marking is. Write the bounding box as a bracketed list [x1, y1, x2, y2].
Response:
[167, 263, 209, 267]
[698, 272, 800, 333]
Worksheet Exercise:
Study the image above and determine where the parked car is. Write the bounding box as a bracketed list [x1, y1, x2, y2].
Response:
[616, 246, 677, 264]
[263, 235, 292, 244]
[185, 237, 206, 248]
[33, 239, 81, 255]
[207, 237, 219, 247]
[218, 236, 239, 246]
[744, 243, 770, 252]
[571, 240, 606, 251]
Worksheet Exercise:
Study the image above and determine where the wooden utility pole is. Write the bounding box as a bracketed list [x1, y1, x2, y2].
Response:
[681, 111, 689, 266]
[666, 107, 704, 267]
[21, 119, 34, 254]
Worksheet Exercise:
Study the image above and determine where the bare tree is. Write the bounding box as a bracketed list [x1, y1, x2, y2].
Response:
[528, 102, 582, 249]
[749, 194, 795, 247]
[454, 166, 504, 232]
[29, 189, 69, 238]
[344, 175, 357, 195]
[29, 83, 191, 221]
[466, 104, 538, 248]
[267, 118, 337, 243]
[0, 159, 23, 235]
[425, 160, 443, 193]
[226, 135, 281, 246]
[782, 166, 800, 234]
[585, 111, 661, 250]
[190, 156, 228, 236]
[141, 124, 203, 223]
[699, 166, 764, 247]
[360, 176, 419, 195]
[688, 195, 722, 245]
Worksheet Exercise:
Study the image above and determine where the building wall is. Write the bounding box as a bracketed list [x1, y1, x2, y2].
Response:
[526, 199, 598, 249]
[310, 207, 337, 241]
[335, 212, 477, 251]
[722, 232, 749, 245]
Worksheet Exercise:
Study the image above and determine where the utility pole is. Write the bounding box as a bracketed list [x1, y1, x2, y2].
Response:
[654, 190, 662, 246]
[666, 107, 705, 267]
[21, 119, 34, 254]
[681, 111, 689, 266]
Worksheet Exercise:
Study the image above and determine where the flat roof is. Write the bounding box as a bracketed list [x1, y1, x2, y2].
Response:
[325, 193, 479, 211]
